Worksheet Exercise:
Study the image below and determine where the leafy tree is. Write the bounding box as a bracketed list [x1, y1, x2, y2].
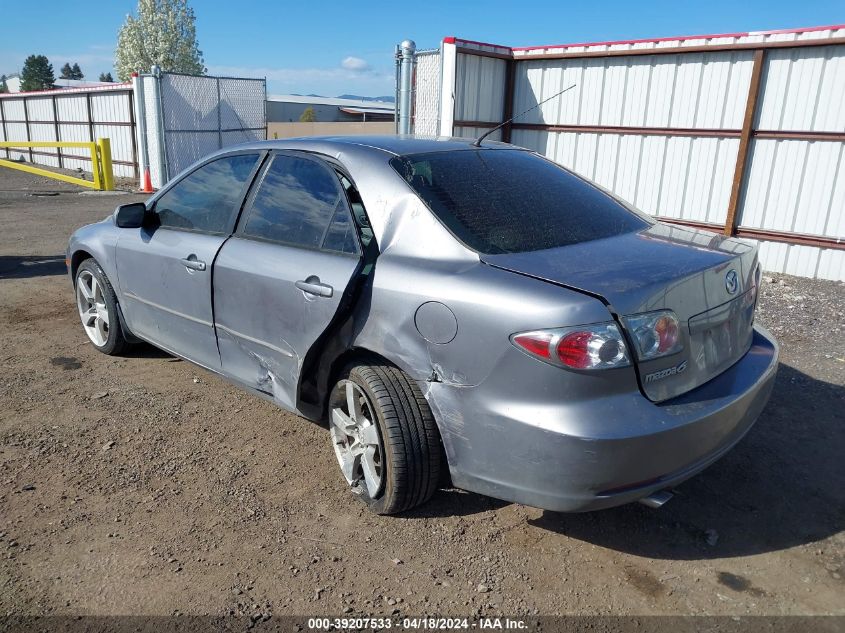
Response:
[299, 106, 317, 123]
[115, 0, 206, 80]
[0, 75, 8, 94]
[20, 55, 55, 91]
[99, 72, 114, 82]
[71, 63, 84, 79]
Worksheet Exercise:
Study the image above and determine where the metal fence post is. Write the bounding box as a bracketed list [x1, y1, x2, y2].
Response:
[23, 99, 33, 162]
[0, 99, 8, 159]
[127, 89, 139, 181]
[216, 77, 223, 150]
[724, 49, 766, 237]
[502, 59, 516, 143]
[51, 95, 63, 168]
[86, 92, 95, 144]
[394, 44, 401, 134]
[398, 40, 416, 135]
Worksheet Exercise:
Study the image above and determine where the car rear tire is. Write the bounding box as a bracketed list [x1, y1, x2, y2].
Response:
[75, 259, 129, 356]
[329, 361, 442, 515]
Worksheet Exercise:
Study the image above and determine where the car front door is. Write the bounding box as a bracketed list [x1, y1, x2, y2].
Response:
[116, 152, 262, 369]
[213, 151, 363, 411]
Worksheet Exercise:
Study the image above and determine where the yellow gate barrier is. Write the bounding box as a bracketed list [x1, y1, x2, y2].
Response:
[0, 138, 114, 191]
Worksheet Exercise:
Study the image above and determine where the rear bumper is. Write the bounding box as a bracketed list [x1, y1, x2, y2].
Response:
[427, 325, 779, 512]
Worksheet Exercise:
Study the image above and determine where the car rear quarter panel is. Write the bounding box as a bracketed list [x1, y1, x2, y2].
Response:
[348, 253, 632, 474]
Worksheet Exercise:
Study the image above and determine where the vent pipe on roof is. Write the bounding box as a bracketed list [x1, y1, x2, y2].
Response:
[397, 39, 416, 135]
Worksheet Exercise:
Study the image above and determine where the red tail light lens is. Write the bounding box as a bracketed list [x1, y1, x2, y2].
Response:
[511, 323, 631, 370]
[512, 332, 553, 359]
[556, 331, 594, 368]
[557, 329, 628, 368]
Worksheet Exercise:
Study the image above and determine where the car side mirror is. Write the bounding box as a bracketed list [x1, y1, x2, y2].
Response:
[114, 202, 148, 228]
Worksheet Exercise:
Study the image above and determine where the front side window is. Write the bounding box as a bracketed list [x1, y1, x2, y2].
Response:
[241, 154, 359, 254]
[391, 149, 649, 254]
[155, 154, 259, 234]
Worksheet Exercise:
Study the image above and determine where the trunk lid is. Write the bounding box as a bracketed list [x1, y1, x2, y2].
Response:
[483, 223, 760, 402]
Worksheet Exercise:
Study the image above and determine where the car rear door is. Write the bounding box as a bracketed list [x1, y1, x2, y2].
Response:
[213, 151, 363, 411]
[115, 152, 262, 369]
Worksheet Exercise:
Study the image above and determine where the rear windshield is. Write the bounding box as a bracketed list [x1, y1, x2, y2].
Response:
[390, 149, 649, 254]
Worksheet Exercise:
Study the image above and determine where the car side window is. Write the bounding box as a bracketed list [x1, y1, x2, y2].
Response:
[241, 154, 359, 255]
[154, 154, 260, 234]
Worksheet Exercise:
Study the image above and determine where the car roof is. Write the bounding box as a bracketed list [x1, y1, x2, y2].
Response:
[227, 135, 522, 157]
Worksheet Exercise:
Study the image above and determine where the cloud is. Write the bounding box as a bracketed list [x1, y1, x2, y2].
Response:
[340, 56, 370, 72]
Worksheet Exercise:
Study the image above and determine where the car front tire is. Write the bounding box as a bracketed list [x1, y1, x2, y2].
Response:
[74, 258, 129, 356]
[329, 361, 442, 515]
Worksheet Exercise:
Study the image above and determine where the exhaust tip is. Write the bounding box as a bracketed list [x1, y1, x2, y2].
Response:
[639, 489, 674, 509]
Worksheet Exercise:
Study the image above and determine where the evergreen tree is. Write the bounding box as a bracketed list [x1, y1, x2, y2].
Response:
[99, 72, 115, 82]
[0, 75, 8, 94]
[20, 55, 55, 91]
[60, 63, 74, 79]
[71, 63, 84, 79]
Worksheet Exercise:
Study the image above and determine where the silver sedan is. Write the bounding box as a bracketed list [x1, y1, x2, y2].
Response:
[67, 136, 778, 514]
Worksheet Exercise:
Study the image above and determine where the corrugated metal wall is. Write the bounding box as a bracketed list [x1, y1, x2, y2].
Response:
[508, 49, 753, 225]
[454, 52, 507, 139]
[418, 27, 845, 281]
[0, 84, 136, 179]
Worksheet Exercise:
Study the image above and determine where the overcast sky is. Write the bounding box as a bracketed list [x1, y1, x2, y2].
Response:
[2, 0, 843, 97]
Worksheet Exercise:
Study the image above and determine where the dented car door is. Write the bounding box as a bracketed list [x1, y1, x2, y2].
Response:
[115, 153, 261, 369]
[213, 151, 362, 411]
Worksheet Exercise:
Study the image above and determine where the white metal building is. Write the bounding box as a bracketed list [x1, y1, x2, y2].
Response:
[267, 94, 394, 122]
[413, 24, 845, 281]
[0, 83, 138, 178]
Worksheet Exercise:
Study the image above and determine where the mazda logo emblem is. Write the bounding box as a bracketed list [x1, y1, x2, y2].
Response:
[725, 269, 739, 295]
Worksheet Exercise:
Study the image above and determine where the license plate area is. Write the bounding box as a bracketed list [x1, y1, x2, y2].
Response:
[689, 288, 756, 372]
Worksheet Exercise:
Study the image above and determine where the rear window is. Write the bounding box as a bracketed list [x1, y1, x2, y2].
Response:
[390, 150, 649, 254]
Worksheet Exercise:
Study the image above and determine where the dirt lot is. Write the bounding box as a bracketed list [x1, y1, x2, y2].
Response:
[1, 167, 843, 620]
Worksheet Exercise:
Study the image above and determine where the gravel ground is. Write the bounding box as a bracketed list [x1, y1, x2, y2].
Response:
[0, 168, 843, 620]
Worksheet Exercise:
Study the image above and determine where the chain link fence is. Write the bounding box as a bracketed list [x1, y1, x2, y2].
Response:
[413, 49, 441, 136]
[159, 72, 266, 178]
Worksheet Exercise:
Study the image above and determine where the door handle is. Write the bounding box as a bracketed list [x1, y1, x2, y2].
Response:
[295, 278, 333, 298]
[180, 255, 206, 271]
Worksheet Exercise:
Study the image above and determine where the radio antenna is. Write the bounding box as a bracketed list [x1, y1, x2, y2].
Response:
[472, 83, 577, 147]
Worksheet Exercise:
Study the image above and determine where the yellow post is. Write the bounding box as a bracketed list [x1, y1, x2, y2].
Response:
[97, 138, 114, 191]
[0, 140, 110, 190]
[90, 141, 102, 191]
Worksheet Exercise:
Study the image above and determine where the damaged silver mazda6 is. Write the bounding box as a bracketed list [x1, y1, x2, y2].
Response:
[67, 136, 778, 515]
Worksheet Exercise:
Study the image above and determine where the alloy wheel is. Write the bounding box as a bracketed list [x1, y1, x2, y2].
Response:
[330, 380, 384, 498]
[76, 270, 110, 347]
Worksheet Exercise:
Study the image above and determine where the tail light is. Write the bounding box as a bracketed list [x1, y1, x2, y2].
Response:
[511, 323, 631, 370]
[623, 311, 683, 360]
